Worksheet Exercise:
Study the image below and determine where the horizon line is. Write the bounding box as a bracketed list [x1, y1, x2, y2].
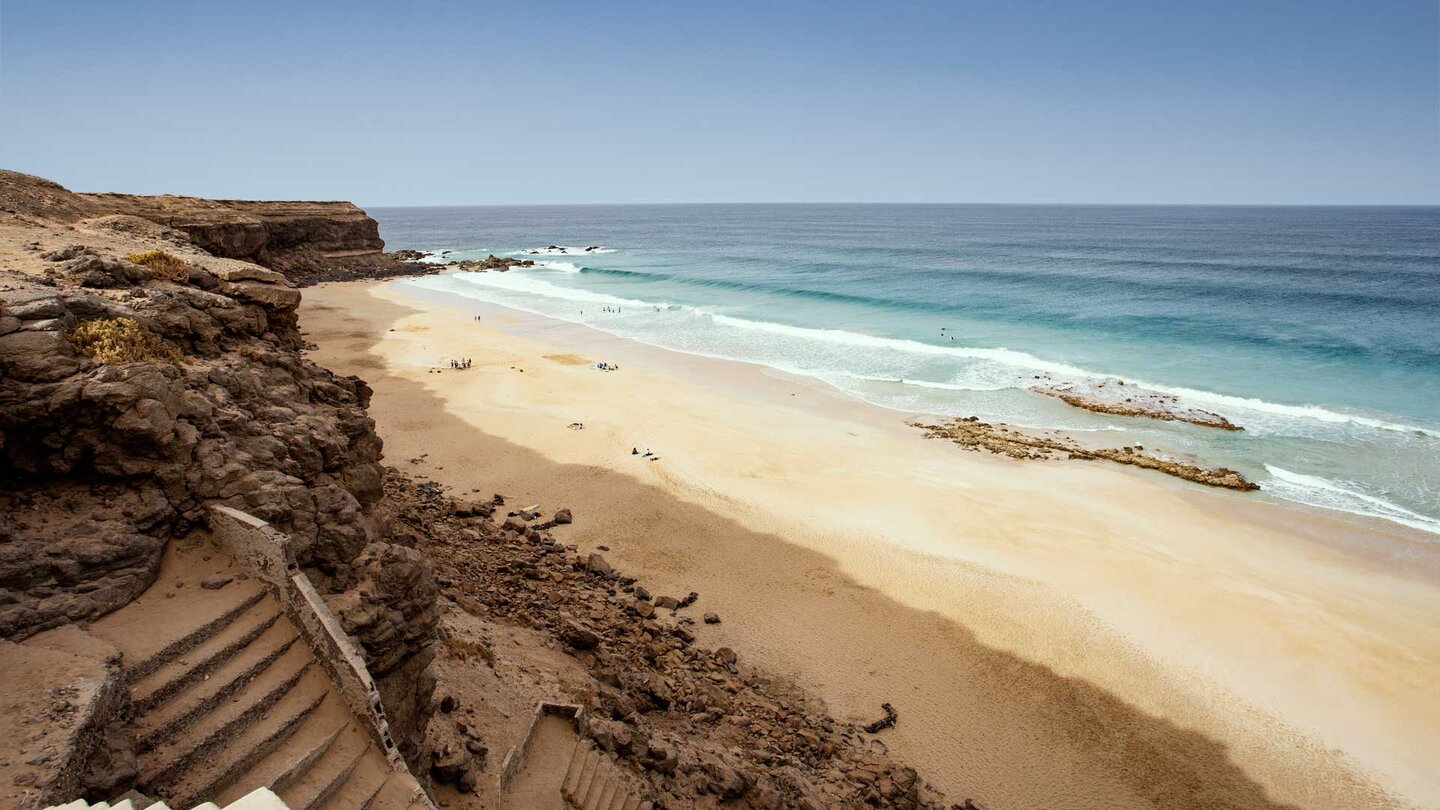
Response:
[362, 200, 1440, 209]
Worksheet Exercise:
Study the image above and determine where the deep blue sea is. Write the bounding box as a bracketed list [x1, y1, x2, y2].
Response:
[371, 204, 1440, 536]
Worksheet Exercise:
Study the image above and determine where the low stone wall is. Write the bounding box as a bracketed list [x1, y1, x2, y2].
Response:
[209, 506, 401, 765]
[2, 627, 132, 809]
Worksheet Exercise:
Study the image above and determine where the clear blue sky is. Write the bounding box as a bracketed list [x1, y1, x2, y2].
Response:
[2, 1, 1436, 205]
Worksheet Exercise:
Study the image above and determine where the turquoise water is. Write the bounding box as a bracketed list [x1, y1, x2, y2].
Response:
[373, 204, 1440, 536]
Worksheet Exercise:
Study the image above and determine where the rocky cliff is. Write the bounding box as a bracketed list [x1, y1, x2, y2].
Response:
[0, 171, 438, 772]
[1, 170, 400, 284]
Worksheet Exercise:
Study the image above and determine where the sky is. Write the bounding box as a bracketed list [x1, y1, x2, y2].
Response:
[1, 1, 1437, 206]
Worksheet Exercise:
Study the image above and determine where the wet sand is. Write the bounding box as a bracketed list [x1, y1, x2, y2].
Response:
[301, 279, 1440, 809]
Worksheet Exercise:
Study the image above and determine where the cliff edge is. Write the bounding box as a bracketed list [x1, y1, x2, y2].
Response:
[0, 171, 439, 785]
[1, 169, 402, 284]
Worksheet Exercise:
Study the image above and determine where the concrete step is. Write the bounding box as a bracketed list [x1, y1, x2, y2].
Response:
[161, 676, 329, 809]
[561, 738, 589, 797]
[135, 621, 301, 752]
[124, 587, 268, 681]
[129, 597, 282, 715]
[140, 647, 314, 788]
[565, 747, 599, 806]
[320, 747, 389, 810]
[579, 763, 609, 810]
[277, 724, 371, 810]
[213, 705, 347, 805]
[592, 773, 619, 810]
[365, 770, 425, 810]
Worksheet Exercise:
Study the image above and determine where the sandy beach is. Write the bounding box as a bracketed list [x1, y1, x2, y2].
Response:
[302, 278, 1440, 810]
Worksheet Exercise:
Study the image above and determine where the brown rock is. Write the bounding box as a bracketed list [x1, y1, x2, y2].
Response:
[198, 575, 233, 590]
[586, 552, 613, 576]
[561, 619, 601, 650]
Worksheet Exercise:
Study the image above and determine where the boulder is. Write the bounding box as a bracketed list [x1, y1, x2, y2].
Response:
[586, 553, 613, 576]
[561, 619, 600, 650]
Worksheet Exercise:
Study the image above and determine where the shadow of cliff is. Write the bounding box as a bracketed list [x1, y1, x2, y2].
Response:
[300, 289, 1398, 810]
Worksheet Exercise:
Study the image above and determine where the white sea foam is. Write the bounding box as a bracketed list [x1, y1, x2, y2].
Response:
[1263, 466, 1440, 536]
[844, 373, 1011, 393]
[1135, 383, 1432, 437]
[708, 314, 1098, 376]
[537, 260, 582, 273]
[416, 269, 1435, 440]
[511, 245, 616, 256]
[443, 270, 657, 309]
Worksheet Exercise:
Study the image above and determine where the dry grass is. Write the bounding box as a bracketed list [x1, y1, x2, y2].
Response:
[126, 249, 189, 281]
[69, 317, 182, 365]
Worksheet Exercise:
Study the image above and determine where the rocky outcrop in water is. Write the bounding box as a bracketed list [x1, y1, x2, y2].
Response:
[445, 255, 535, 272]
[1034, 379, 1243, 431]
[911, 416, 1259, 490]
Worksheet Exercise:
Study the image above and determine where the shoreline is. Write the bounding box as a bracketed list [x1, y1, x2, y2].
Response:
[302, 277, 1440, 809]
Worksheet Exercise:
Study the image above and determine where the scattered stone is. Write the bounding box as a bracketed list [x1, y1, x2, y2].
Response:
[553, 508, 572, 524]
[704, 612, 721, 624]
[198, 575, 233, 590]
[586, 553, 613, 576]
[561, 619, 600, 650]
[862, 702, 899, 733]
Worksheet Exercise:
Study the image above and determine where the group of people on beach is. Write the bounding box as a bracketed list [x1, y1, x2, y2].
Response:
[594, 361, 619, 372]
[450, 358, 472, 369]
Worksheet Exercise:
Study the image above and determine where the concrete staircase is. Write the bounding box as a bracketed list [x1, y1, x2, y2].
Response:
[47, 785, 286, 809]
[559, 741, 651, 810]
[86, 541, 424, 810]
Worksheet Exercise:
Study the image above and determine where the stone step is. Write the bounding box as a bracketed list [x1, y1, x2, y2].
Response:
[125, 587, 268, 680]
[561, 738, 589, 797]
[140, 647, 314, 788]
[135, 621, 301, 752]
[161, 677, 329, 809]
[276, 724, 371, 810]
[565, 747, 599, 806]
[134, 623, 302, 753]
[365, 770, 426, 810]
[213, 706, 347, 806]
[320, 748, 389, 810]
[579, 762, 610, 810]
[591, 772, 619, 810]
[129, 597, 282, 715]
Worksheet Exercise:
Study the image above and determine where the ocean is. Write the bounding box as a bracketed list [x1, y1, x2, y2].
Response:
[371, 204, 1440, 537]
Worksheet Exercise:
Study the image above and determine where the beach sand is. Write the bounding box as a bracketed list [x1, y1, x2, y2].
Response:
[302, 279, 1440, 810]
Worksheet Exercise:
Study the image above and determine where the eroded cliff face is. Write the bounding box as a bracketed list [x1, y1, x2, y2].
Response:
[77, 195, 389, 278]
[0, 171, 437, 770]
[0, 170, 395, 283]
